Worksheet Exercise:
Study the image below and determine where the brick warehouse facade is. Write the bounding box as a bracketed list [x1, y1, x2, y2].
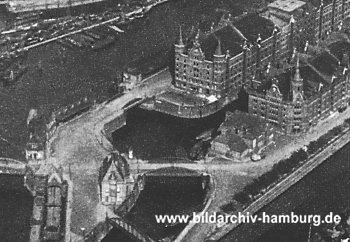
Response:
[173, 14, 277, 101]
[124, 0, 350, 122]
[315, 0, 350, 42]
[248, 53, 350, 135]
[169, 0, 350, 133]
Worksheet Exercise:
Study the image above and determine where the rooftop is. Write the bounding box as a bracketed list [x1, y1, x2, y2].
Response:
[253, 51, 341, 101]
[220, 111, 268, 139]
[329, 41, 350, 62]
[268, 0, 306, 13]
[98, 152, 130, 185]
[185, 13, 274, 60]
[214, 131, 249, 153]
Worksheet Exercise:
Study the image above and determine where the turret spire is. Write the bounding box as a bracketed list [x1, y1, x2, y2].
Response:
[178, 26, 184, 46]
[294, 54, 301, 81]
[214, 39, 224, 57]
[194, 29, 200, 48]
[292, 53, 304, 101]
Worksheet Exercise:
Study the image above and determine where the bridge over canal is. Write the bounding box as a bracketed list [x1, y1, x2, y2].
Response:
[0, 157, 26, 175]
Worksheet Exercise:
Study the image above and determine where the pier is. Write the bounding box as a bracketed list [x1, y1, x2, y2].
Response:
[8, 0, 168, 52]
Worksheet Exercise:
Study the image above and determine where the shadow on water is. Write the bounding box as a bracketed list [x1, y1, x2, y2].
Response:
[112, 108, 225, 161]
[101, 227, 138, 242]
[104, 174, 207, 241]
[0, 175, 33, 242]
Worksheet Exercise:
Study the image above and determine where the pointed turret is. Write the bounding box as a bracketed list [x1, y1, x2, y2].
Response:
[214, 39, 224, 57]
[178, 26, 184, 46]
[292, 54, 304, 102]
[189, 29, 204, 59]
[175, 26, 185, 55]
[294, 54, 301, 81]
[194, 29, 201, 48]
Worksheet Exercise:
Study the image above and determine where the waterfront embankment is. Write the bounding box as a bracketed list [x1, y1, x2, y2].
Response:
[209, 121, 350, 241]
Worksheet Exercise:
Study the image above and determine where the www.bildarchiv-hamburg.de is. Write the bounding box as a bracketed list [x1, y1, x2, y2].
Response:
[155, 212, 341, 227]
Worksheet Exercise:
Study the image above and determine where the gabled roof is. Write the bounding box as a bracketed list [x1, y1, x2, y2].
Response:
[185, 13, 274, 61]
[311, 52, 339, 77]
[255, 51, 340, 101]
[329, 41, 350, 64]
[98, 152, 130, 185]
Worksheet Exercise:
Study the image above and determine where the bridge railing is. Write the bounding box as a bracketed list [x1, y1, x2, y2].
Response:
[151, 97, 225, 119]
[0, 158, 26, 169]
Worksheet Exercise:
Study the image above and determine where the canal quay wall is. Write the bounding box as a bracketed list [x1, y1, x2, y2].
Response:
[209, 125, 350, 242]
[114, 174, 146, 217]
[82, 174, 148, 242]
[175, 173, 215, 242]
[83, 172, 213, 242]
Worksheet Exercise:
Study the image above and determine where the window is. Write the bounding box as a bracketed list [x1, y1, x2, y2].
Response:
[116, 185, 122, 202]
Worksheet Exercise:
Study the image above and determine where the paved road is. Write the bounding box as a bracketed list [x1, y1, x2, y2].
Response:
[45, 68, 171, 238]
[208, 130, 350, 241]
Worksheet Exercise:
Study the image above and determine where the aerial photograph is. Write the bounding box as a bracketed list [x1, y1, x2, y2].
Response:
[2, 0, 350, 241]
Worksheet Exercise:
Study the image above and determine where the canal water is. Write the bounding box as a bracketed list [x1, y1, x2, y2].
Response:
[104, 173, 207, 241]
[0, 0, 235, 160]
[0, 175, 33, 242]
[218, 141, 350, 242]
[112, 108, 224, 161]
[254, 142, 350, 242]
[1, 0, 350, 241]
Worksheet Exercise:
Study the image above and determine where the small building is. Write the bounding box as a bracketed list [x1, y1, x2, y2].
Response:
[210, 111, 275, 160]
[211, 132, 250, 159]
[267, 0, 306, 21]
[26, 113, 46, 163]
[44, 171, 67, 241]
[26, 134, 45, 162]
[29, 164, 68, 242]
[121, 51, 168, 91]
[98, 152, 134, 207]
